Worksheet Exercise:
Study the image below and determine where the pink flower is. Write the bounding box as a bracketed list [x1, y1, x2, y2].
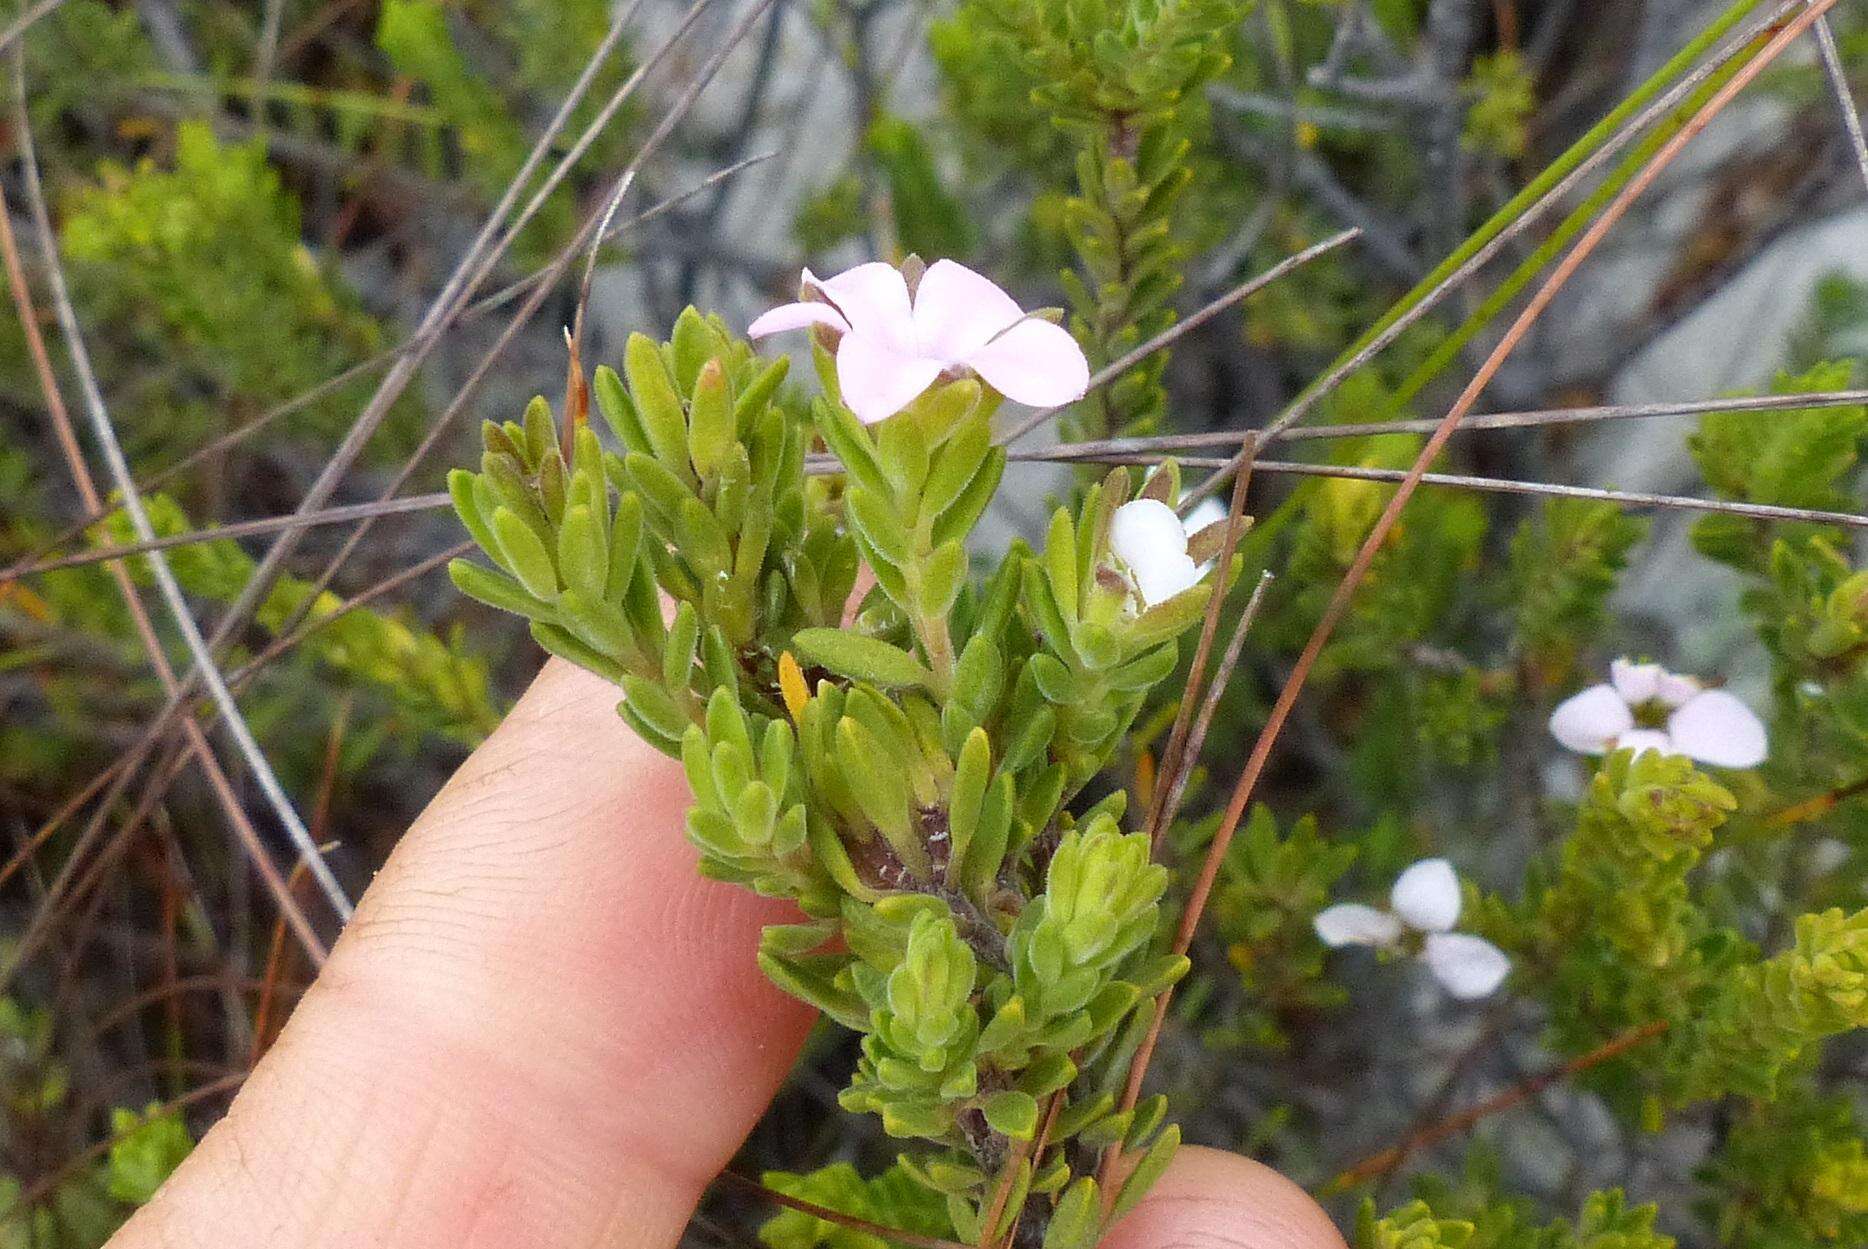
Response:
[1548, 658, 1767, 769]
[748, 260, 1090, 425]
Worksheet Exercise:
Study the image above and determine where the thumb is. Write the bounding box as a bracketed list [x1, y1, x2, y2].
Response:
[1102, 1146, 1347, 1249]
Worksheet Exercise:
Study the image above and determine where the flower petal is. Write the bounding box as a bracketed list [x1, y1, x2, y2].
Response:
[748, 300, 849, 339]
[1667, 689, 1768, 769]
[1314, 903, 1403, 949]
[1655, 671, 1703, 708]
[1421, 933, 1511, 1000]
[961, 317, 1090, 409]
[1132, 552, 1203, 608]
[910, 259, 1025, 362]
[1548, 684, 1633, 754]
[1609, 658, 1663, 706]
[1616, 728, 1675, 758]
[1390, 858, 1462, 933]
[816, 262, 916, 351]
[1109, 499, 1189, 565]
[834, 332, 946, 425]
[1183, 496, 1229, 534]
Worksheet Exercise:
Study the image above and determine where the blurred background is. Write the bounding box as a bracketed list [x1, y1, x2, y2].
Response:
[2, 0, 1866, 1244]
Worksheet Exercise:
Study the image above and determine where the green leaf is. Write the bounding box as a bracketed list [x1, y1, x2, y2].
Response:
[491, 507, 558, 599]
[982, 1089, 1040, 1140]
[792, 628, 932, 688]
[1044, 508, 1080, 623]
[448, 467, 499, 557]
[1042, 1177, 1100, 1249]
[1110, 1124, 1178, 1220]
[947, 727, 991, 886]
[449, 558, 550, 619]
[919, 538, 969, 621]
[556, 503, 607, 601]
[594, 363, 649, 454]
[687, 357, 734, 478]
[624, 331, 692, 482]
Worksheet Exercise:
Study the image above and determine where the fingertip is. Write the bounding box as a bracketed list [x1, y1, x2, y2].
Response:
[1103, 1145, 1347, 1249]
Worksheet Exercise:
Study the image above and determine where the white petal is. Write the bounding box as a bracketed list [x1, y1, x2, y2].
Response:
[1313, 903, 1403, 948]
[748, 300, 849, 339]
[1609, 658, 1663, 706]
[816, 262, 916, 351]
[1667, 690, 1768, 768]
[910, 259, 1025, 362]
[1616, 728, 1675, 758]
[961, 317, 1090, 409]
[835, 332, 945, 425]
[1654, 671, 1703, 708]
[1390, 858, 1462, 933]
[1421, 933, 1511, 1000]
[1109, 499, 1189, 566]
[1548, 684, 1633, 754]
[1132, 552, 1203, 608]
[1183, 496, 1228, 534]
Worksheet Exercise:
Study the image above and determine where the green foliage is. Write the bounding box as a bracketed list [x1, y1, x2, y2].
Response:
[1462, 52, 1536, 160]
[1361, 1189, 1672, 1249]
[0, 999, 191, 1246]
[936, 0, 1249, 440]
[451, 306, 1225, 1242]
[59, 123, 399, 456]
[1697, 1091, 1868, 1247]
[1507, 500, 1648, 685]
[760, 1163, 954, 1249]
[869, 117, 978, 259]
[1198, 805, 1355, 1048]
[1688, 363, 1868, 573]
[101, 494, 498, 752]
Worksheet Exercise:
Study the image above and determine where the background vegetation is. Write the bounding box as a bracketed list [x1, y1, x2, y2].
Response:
[2, 0, 1866, 1245]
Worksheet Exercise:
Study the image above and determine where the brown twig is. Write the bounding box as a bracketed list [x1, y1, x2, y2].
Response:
[1320, 1019, 1670, 1192]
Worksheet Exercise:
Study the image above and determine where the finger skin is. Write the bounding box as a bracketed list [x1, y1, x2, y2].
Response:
[1105, 1147, 1347, 1249]
[115, 659, 815, 1249]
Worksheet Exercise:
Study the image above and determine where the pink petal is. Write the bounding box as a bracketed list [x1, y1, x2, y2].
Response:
[1667, 690, 1767, 768]
[1616, 728, 1675, 759]
[1421, 933, 1511, 1000]
[835, 332, 945, 425]
[1609, 658, 1663, 706]
[910, 259, 1025, 362]
[1390, 858, 1462, 933]
[748, 300, 849, 339]
[1314, 903, 1403, 949]
[961, 317, 1090, 409]
[1548, 684, 1633, 754]
[816, 262, 916, 351]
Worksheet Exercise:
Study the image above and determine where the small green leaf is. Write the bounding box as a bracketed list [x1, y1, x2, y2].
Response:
[792, 628, 932, 688]
[491, 507, 558, 599]
[624, 332, 692, 482]
[449, 559, 549, 619]
[947, 727, 991, 886]
[1111, 1125, 1180, 1220]
[687, 358, 733, 478]
[1043, 1177, 1100, 1249]
[556, 503, 607, 601]
[982, 1090, 1040, 1140]
[593, 363, 648, 454]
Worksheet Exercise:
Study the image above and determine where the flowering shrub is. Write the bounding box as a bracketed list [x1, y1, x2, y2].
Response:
[447, 251, 1868, 1247]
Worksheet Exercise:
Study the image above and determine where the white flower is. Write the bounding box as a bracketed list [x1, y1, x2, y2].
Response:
[748, 260, 1089, 425]
[1108, 499, 1204, 608]
[1313, 857, 1511, 1001]
[1548, 658, 1767, 769]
